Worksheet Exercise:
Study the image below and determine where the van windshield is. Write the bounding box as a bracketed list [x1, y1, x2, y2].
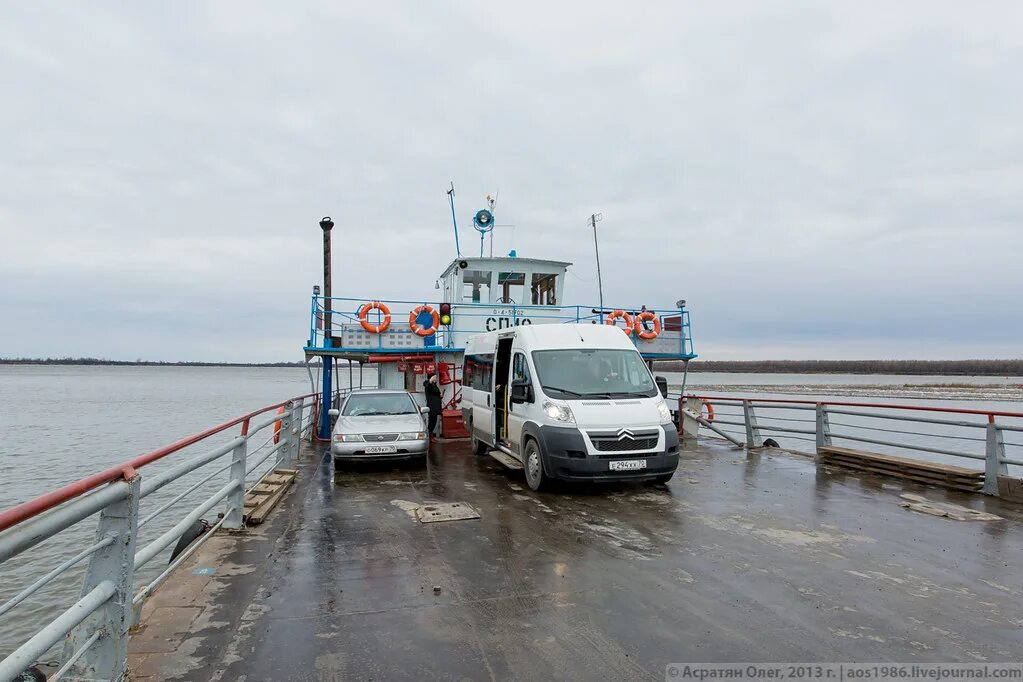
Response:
[531, 349, 658, 399]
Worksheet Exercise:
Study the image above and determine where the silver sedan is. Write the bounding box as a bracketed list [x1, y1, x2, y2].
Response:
[329, 389, 429, 463]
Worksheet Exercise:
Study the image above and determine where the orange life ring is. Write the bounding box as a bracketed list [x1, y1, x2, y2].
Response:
[702, 401, 715, 422]
[359, 301, 391, 333]
[634, 311, 661, 340]
[409, 304, 440, 337]
[605, 309, 633, 334]
[273, 406, 285, 444]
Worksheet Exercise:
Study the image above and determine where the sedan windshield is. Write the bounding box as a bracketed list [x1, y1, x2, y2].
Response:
[342, 393, 417, 416]
[531, 349, 657, 399]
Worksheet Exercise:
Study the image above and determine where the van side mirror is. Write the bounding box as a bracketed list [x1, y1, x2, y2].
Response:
[655, 376, 668, 398]
[510, 380, 532, 404]
[328, 408, 340, 417]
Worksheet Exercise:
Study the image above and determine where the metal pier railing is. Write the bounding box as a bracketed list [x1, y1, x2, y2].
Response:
[0, 391, 343, 682]
[674, 394, 1023, 496]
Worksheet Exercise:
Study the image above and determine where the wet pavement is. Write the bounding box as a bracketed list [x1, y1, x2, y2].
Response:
[129, 439, 1023, 681]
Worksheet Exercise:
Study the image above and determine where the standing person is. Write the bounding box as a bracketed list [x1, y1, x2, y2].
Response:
[424, 372, 443, 441]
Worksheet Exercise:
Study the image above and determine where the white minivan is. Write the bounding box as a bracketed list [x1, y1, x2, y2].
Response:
[461, 323, 680, 490]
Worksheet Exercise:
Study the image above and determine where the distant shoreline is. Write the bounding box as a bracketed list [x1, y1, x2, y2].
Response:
[3, 358, 1022, 376]
[654, 359, 1023, 376]
[0, 359, 315, 368]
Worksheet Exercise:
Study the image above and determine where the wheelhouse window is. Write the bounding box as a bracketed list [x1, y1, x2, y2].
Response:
[496, 272, 525, 305]
[462, 270, 492, 304]
[530, 273, 558, 305]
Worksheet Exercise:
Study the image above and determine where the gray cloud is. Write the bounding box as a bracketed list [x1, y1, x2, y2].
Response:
[1, 1, 1021, 361]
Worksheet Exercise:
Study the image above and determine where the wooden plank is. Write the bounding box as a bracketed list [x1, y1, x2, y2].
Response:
[245, 485, 289, 525]
[822, 454, 982, 482]
[822, 463, 982, 489]
[820, 457, 983, 492]
[244, 469, 298, 525]
[818, 445, 977, 478]
[824, 469, 980, 493]
[819, 446, 981, 477]
[818, 456, 969, 478]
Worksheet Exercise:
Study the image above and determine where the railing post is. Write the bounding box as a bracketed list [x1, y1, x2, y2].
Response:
[743, 400, 763, 448]
[681, 397, 702, 443]
[64, 472, 140, 680]
[983, 418, 1007, 496]
[815, 403, 832, 454]
[224, 426, 249, 529]
[278, 401, 294, 466]
[290, 399, 305, 459]
[309, 396, 319, 443]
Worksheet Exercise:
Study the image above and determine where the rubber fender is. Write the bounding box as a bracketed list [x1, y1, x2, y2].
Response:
[762, 438, 780, 448]
[169, 518, 213, 563]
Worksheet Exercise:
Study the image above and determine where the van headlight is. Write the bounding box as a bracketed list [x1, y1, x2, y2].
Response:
[542, 399, 575, 424]
[656, 400, 672, 424]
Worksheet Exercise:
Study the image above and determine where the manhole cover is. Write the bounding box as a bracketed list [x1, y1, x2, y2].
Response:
[415, 502, 481, 523]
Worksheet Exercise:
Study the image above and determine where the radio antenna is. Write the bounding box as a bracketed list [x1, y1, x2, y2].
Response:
[447, 182, 461, 257]
[590, 212, 604, 313]
[486, 191, 498, 257]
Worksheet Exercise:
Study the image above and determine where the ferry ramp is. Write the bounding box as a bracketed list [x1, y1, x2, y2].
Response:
[128, 439, 1023, 681]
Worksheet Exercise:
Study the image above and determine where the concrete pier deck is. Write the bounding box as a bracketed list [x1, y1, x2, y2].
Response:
[128, 439, 1023, 681]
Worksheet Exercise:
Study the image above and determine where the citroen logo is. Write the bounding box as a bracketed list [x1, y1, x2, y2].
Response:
[616, 428, 635, 441]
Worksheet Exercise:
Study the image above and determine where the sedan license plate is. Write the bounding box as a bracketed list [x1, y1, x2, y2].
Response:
[609, 459, 646, 471]
[365, 445, 398, 454]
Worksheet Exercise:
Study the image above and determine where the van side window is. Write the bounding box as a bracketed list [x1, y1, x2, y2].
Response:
[469, 353, 494, 391]
[512, 353, 531, 385]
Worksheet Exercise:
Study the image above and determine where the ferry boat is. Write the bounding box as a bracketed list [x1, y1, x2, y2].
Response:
[304, 209, 695, 444]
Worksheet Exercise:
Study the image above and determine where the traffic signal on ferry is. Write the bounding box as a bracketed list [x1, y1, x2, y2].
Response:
[439, 302, 452, 326]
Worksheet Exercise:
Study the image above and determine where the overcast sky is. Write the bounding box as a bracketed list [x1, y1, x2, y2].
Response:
[1, 2, 1021, 362]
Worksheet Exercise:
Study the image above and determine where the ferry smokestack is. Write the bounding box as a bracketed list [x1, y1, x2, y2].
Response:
[320, 217, 334, 342]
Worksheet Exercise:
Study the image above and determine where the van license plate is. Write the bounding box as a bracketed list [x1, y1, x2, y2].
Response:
[609, 460, 646, 471]
[365, 445, 397, 454]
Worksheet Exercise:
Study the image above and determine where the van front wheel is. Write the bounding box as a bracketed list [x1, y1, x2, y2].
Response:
[523, 439, 549, 491]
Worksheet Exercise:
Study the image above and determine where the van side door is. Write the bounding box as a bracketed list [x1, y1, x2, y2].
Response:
[469, 352, 495, 445]
[506, 351, 534, 456]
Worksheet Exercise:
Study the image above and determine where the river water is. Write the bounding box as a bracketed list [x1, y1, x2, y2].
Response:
[0, 365, 1021, 659]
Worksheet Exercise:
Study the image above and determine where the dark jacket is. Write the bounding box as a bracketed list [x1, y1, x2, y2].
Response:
[424, 380, 442, 412]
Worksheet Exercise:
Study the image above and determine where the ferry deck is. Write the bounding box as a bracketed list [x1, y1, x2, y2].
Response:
[126, 437, 1023, 681]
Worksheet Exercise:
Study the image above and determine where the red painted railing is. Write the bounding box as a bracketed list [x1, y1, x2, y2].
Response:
[0, 393, 319, 533]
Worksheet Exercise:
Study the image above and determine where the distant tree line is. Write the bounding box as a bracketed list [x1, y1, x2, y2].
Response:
[0, 357, 318, 367]
[654, 359, 1023, 376]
